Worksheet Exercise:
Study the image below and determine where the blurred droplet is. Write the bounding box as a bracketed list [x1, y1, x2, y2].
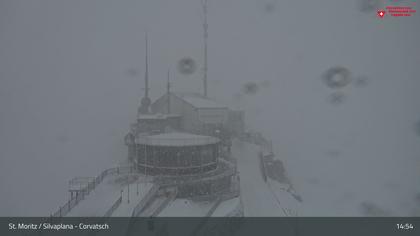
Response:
[177, 57, 197, 75]
[260, 80, 271, 88]
[323, 66, 352, 89]
[326, 150, 341, 159]
[358, 0, 381, 13]
[415, 193, 420, 203]
[56, 134, 69, 144]
[415, 120, 420, 137]
[306, 177, 320, 185]
[354, 76, 369, 88]
[242, 82, 259, 95]
[264, 2, 276, 13]
[126, 68, 138, 77]
[233, 92, 243, 101]
[327, 92, 346, 106]
[384, 182, 400, 190]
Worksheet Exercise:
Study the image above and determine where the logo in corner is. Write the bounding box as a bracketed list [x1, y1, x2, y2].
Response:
[377, 9, 386, 18]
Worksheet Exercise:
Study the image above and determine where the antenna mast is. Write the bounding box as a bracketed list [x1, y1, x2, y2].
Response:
[202, 0, 208, 97]
[145, 33, 149, 99]
[167, 69, 171, 114]
[139, 33, 151, 114]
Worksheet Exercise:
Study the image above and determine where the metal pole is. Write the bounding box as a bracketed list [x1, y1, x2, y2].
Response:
[145, 144, 147, 181]
[202, 0, 208, 97]
[135, 141, 138, 171]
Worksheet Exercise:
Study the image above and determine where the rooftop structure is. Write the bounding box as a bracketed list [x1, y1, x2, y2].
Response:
[172, 92, 227, 109]
[137, 113, 180, 120]
[135, 132, 219, 147]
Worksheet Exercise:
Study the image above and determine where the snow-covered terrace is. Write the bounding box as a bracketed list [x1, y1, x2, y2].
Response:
[232, 139, 300, 216]
[66, 174, 154, 217]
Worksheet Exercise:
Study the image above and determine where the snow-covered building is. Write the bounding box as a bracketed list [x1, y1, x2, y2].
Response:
[133, 132, 220, 175]
[50, 10, 301, 220]
[135, 113, 181, 134]
[151, 92, 228, 133]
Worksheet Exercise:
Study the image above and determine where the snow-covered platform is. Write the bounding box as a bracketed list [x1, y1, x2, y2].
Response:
[158, 198, 215, 217]
[211, 197, 242, 217]
[63, 170, 241, 217]
[232, 139, 301, 216]
[57, 138, 300, 218]
[66, 174, 154, 217]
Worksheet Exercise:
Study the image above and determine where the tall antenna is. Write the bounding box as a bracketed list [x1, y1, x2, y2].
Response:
[167, 69, 171, 114]
[202, 0, 208, 97]
[139, 33, 151, 114]
[145, 33, 149, 99]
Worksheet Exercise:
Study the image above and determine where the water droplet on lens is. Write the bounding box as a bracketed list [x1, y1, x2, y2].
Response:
[327, 92, 346, 106]
[177, 57, 197, 75]
[414, 120, 420, 137]
[358, 0, 381, 13]
[242, 82, 259, 95]
[323, 66, 352, 89]
[354, 76, 369, 88]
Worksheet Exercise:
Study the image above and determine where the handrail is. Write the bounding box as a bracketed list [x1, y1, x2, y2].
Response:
[131, 184, 160, 217]
[52, 165, 137, 217]
[205, 197, 223, 217]
[259, 152, 268, 182]
[151, 188, 177, 217]
[103, 196, 122, 217]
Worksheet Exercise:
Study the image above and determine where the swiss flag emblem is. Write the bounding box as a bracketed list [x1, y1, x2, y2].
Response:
[377, 10, 386, 18]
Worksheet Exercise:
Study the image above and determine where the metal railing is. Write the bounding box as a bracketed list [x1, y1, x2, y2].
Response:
[259, 152, 268, 182]
[205, 197, 223, 217]
[52, 165, 138, 217]
[51, 192, 85, 217]
[103, 196, 122, 217]
[131, 184, 160, 217]
[136, 135, 219, 146]
[52, 155, 237, 217]
[151, 188, 178, 217]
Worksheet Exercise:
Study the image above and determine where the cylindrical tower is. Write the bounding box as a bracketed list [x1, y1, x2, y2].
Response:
[134, 132, 220, 176]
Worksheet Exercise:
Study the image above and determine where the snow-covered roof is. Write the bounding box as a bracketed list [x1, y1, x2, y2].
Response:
[173, 92, 228, 109]
[135, 132, 220, 146]
[137, 113, 180, 120]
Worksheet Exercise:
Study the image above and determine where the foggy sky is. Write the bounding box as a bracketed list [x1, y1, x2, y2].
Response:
[0, 0, 419, 216]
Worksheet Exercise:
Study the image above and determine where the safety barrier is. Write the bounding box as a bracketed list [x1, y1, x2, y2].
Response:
[131, 184, 160, 217]
[205, 197, 223, 217]
[103, 196, 122, 217]
[51, 192, 85, 217]
[151, 188, 178, 217]
[259, 152, 268, 182]
[52, 165, 138, 217]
